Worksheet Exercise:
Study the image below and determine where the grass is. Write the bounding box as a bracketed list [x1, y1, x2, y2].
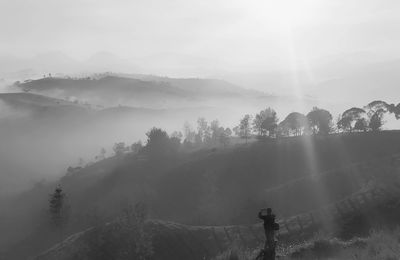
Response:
[212, 228, 400, 260]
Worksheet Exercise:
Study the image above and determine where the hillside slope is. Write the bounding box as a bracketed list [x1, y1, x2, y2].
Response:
[34, 153, 400, 260]
[3, 131, 400, 259]
[14, 76, 274, 108]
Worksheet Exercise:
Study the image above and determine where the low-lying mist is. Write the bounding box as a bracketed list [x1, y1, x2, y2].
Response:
[1, 84, 399, 197]
[0, 76, 325, 196]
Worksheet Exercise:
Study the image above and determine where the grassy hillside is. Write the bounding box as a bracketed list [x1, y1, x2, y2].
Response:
[14, 76, 273, 108]
[0, 91, 230, 197]
[30, 159, 400, 259]
[0, 92, 90, 117]
[3, 131, 400, 259]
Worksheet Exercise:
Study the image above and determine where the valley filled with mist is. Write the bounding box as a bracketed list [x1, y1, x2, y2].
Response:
[0, 73, 317, 195]
[3, 0, 400, 259]
[0, 70, 400, 260]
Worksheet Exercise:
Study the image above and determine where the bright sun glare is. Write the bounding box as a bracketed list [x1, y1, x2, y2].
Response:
[247, 0, 321, 30]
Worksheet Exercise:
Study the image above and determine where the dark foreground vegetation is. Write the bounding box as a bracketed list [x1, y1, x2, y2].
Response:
[1, 87, 400, 259]
[2, 128, 400, 259]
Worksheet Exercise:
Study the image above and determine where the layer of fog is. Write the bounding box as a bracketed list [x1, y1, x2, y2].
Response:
[1, 71, 399, 197]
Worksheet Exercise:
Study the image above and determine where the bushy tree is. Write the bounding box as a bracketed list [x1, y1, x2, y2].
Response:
[219, 127, 232, 147]
[145, 127, 180, 158]
[307, 107, 333, 135]
[337, 107, 366, 133]
[238, 114, 252, 143]
[113, 142, 128, 157]
[366, 101, 389, 131]
[197, 117, 208, 143]
[354, 118, 368, 132]
[369, 109, 385, 131]
[183, 121, 196, 143]
[337, 114, 352, 132]
[170, 131, 183, 141]
[253, 107, 278, 138]
[279, 112, 308, 136]
[210, 119, 221, 144]
[131, 141, 143, 154]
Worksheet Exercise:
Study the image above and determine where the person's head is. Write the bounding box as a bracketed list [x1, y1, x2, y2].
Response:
[267, 208, 272, 215]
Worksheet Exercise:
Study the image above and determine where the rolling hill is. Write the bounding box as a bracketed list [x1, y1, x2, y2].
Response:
[13, 75, 274, 108]
[3, 131, 400, 259]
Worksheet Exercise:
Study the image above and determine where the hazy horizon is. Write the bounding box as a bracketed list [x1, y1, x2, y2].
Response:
[1, 0, 400, 97]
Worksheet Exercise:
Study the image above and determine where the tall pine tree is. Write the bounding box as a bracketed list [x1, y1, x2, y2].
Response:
[49, 185, 69, 239]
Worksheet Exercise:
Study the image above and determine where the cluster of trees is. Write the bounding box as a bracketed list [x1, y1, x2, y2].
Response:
[71, 100, 400, 169]
[236, 106, 333, 140]
[182, 118, 232, 147]
[236, 100, 400, 141]
[337, 101, 400, 133]
[98, 100, 400, 163]
[97, 118, 234, 163]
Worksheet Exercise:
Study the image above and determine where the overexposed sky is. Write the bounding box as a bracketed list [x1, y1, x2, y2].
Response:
[1, 0, 400, 73]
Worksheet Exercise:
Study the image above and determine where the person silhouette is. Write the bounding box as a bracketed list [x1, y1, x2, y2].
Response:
[258, 208, 279, 260]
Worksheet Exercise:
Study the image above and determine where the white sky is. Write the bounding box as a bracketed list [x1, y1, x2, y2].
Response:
[1, 1, 399, 59]
[1, 0, 400, 83]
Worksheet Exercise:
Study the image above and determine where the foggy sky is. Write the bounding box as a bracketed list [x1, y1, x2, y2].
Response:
[1, 0, 400, 73]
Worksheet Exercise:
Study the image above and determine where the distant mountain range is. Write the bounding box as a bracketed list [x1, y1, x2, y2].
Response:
[0, 52, 139, 80]
[12, 74, 275, 108]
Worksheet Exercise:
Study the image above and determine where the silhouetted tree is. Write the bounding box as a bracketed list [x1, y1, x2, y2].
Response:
[210, 119, 221, 144]
[369, 109, 385, 131]
[232, 126, 240, 136]
[203, 125, 212, 145]
[337, 114, 352, 132]
[354, 118, 368, 132]
[183, 121, 196, 143]
[307, 107, 333, 135]
[337, 107, 366, 133]
[145, 127, 179, 158]
[280, 112, 308, 136]
[389, 103, 400, 119]
[113, 142, 128, 157]
[219, 127, 232, 147]
[170, 131, 182, 149]
[366, 100, 390, 113]
[49, 185, 69, 240]
[238, 114, 252, 143]
[131, 141, 143, 154]
[171, 131, 183, 141]
[197, 117, 208, 143]
[253, 107, 278, 138]
[365, 100, 390, 131]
